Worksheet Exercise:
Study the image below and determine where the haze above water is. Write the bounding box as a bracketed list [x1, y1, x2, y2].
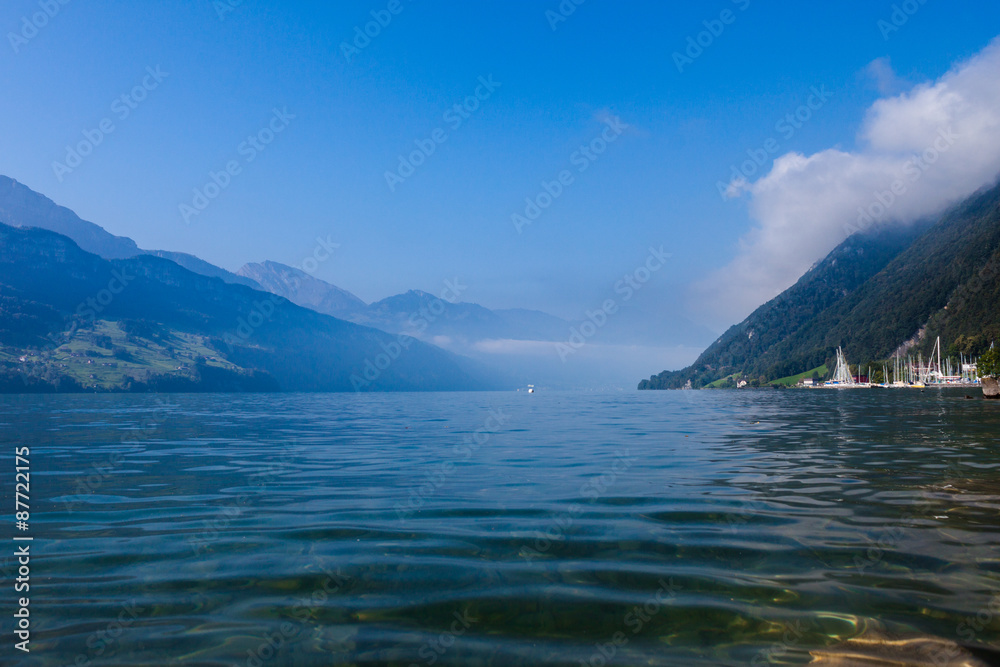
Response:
[6, 389, 1000, 666]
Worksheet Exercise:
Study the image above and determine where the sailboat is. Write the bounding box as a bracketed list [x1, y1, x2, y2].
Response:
[890, 354, 907, 388]
[824, 347, 857, 388]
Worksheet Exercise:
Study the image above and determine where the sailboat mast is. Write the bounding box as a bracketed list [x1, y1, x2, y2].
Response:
[934, 339, 939, 381]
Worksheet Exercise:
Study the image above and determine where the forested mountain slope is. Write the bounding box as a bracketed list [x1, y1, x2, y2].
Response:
[641, 180, 1000, 388]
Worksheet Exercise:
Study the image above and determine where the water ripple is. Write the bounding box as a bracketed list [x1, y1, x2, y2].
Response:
[3, 389, 999, 665]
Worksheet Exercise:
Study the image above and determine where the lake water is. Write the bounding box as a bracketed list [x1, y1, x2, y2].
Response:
[3, 389, 1000, 666]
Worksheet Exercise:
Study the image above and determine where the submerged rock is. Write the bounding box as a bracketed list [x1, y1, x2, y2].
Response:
[809, 630, 998, 666]
[982, 377, 999, 400]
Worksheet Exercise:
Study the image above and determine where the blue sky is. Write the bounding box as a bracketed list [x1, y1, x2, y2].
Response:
[3, 0, 1000, 332]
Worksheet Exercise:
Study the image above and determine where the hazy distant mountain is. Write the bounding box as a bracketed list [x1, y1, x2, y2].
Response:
[641, 180, 1000, 388]
[359, 290, 513, 341]
[239, 263, 578, 343]
[0, 175, 702, 389]
[235, 262, 715, 388]
[0, 223, 501, 392]
[0, 175, 263, 292]
[149, 250, 261, 290]
[238, 261, 367, 318]
[0, 175, 141, 259]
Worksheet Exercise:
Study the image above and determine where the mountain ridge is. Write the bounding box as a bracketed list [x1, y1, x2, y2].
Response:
[0, 175, 141, 259]
[239, 259, 576, 344]
[238, 260, 368, 317]
[0, 176, 574, 349]
[640, 180, 1000, 389]
[0, 222, 501, 392]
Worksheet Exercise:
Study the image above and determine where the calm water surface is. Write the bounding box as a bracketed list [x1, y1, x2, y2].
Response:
[2, 389, 1000, 666]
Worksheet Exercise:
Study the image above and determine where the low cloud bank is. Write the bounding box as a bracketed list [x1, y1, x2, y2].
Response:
[695, 38, 1000, 329]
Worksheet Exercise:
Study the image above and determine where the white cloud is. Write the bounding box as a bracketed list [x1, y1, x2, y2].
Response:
[864, 57, 906, 95]
[694, 37, 1000, 330]
[472, 338, 556, 355]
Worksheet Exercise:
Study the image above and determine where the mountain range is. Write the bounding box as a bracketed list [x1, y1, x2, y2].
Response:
[640, 180, 1000, 389]
[0, 176, 525, 392]
[0, 221, 503, 392]
[13, 171, 993, 394]
[236, 261, 573, 343]
[0, 175, 576, 345]
[0, 175, 261, 288]
[0, 175, 714, 389]
[231, 262, 714, 387]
